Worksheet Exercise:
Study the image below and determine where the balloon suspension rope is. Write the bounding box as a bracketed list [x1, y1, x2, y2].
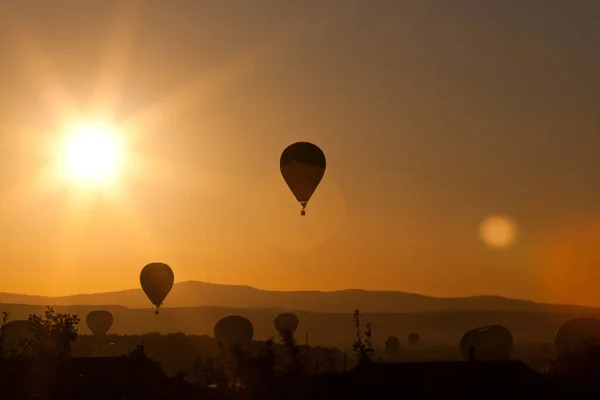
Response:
[300, 202, 307, 216]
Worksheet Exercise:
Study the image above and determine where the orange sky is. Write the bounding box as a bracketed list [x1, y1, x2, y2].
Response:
[0, 1, 600, 306]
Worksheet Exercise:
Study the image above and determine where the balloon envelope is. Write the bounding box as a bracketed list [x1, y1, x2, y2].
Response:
[140, 262, 174, 313]
[274, 313, 299, 336]
[280, 142, 326, 215]
[2, 320, 33, 353]
[86, 310, 114, 336]
[385, 336, 401, 354]
[214, 315, 254, 346]
[407, 333, 420, 346]
[555, 317, 600, 355]
[459, 325, 513, 361]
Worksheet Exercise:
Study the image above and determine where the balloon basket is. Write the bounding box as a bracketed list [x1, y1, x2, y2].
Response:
[301, 210, 306, 216]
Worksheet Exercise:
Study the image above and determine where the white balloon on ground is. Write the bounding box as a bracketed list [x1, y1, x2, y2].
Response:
[214, 315, 254, 347]
[555, 317, 600, 356]
[274, 313, 299, 336]
[1, 320, 33, 354]
[459, 325, 513, 361]
[86, 310, 114, 337]
[385, 336, 401, 356]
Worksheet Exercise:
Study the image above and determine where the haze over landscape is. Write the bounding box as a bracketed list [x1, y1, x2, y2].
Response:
[2, 281, 599, 349]
[0, 1, 599, 307]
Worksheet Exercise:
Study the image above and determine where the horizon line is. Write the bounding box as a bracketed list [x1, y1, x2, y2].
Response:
[0, 280, 596, 309]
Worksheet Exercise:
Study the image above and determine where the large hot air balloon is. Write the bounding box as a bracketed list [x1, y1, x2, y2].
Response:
[280, 142, 326, 216]
[555, 317, 600, 356]
[459, 325, 513, 361]
[385, 336, 401, 356]
[407, 332, 420, 347]
[140, 262, 174, 314]
[2, 320, 33, 354]
[214, 315, 254, 347]
[86, 310, 114, 337]
[274, 313, 299, 337]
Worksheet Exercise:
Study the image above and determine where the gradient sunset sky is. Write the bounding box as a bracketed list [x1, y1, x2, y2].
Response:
[0, 1, 599, 306]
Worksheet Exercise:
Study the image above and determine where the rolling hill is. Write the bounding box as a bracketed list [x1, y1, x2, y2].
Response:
[0, 280, 596, 314]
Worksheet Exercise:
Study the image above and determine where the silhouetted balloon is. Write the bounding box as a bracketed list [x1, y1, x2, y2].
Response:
[86, 310, 114, 336]
[2, 320, 33, 354]
[459, 325, 513, 361]
[555, 317, 600, 355]
[385, 336, 401, 355]
[407, 332, 420, 346]
[280, 142, 326, 216]
[140, 262, 174, 314]
[274, 313, 299, 336]
[214, 315, 254, 346]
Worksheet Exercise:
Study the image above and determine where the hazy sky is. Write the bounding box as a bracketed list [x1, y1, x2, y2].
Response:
[0, 1, 599, 306]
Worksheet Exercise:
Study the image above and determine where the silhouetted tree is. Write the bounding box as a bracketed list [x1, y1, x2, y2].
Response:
[324, 348, 337, 371]
[543, 342, 600, 397]
[352, 309, 374, 366]
[0, 311, 10, 359]
[239, 337, 277, 396]
[281, 328, 306, 377]
[128, 342, 148, 360]
[193, 355, 229, 388]
[341, 351, 349, 372]
[22, 306, 80, 358]
[547, 342, 600, 383]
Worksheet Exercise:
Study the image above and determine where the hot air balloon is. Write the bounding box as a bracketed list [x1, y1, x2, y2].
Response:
[140, 262, 174, 314]
[555, 317, 600, 356]
[280, 142, 326, 216]
[385, 336, 401, 356]
[407, 332, 420, 346]
[2, 320, 33, 354]
[274, 313, 299, 338]
[214, 315, 254, 347]
[86, 310, 114, 337]
[459, 325, 513, 361]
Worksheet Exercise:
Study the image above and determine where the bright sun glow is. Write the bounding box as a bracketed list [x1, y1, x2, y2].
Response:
[60, 121, 125, 187]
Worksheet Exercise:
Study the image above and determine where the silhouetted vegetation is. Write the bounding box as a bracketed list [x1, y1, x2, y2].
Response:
[352, 309, 374, 365]
[0, 311, 10, 357]
[2, 307, 600, 398]
[546, 343, 600, 396]
[22, 306, 80, 359]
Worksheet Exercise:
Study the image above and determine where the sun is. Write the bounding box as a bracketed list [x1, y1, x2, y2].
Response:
[59, 121, 125, 187]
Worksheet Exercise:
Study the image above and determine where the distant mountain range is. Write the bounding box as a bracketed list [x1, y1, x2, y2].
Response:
[1, 282, 597, 346]
[0, 281, 596, 314]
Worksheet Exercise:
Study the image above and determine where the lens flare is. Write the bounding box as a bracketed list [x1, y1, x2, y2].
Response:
[479, 215, 518, 249]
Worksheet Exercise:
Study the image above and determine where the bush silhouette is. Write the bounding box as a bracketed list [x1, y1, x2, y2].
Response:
[352, 309, 374, 366]
[21, 306, 80, 359]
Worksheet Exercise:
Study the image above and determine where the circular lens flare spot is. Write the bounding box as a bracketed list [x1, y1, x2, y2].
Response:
[479, 215, 518, 249]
